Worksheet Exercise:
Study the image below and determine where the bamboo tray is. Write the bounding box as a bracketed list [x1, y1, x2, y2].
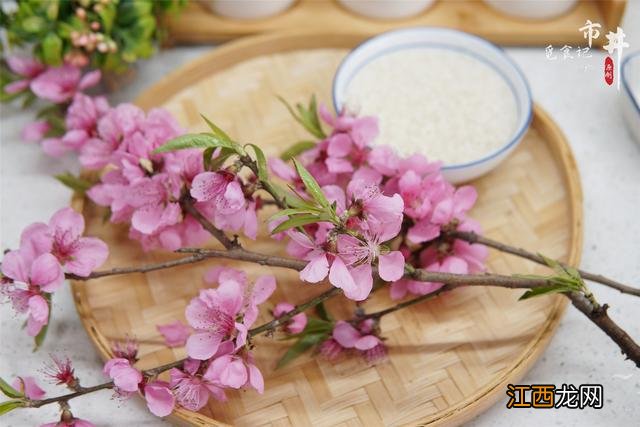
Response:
[165, 0, 625, 47]
[72, 32, 583, 426]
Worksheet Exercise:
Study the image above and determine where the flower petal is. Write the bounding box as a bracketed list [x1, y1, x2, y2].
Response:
[12, 376, 45, 400]
[327, 133, 352, 157]
[252, 275, 276, 305]
[332, 321, 360, 348]
[21, 120, 51, 143]
[78, 70, 101, 90]
[328, 257, 357, 295]
[190, 172, 223, 202]
[49, 207, 85, 240]
[30, 253, 64, 292]
[144, 382, 175, 417]
[65, 237, 109, 277]
[300, 251, 329, 283]
[407, 221, 441, 244]
[355, 335, 381, 351]
[219, 359, 248, 389]
[344, 263, 373, 301]
[378, 251, 405, 282]
[186, 332, 222, 360]
[248, 362, 264, 394]
[1, 250, 30, 283]
[20, 222, 52, 260]
[157, 321, 191, 348]
[389, 280, 408, 300]
[325, 157, 354, 174]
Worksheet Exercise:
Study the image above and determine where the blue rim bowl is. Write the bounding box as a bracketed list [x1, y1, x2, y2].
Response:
[332, 27, 533, 183]
[621, 50, 640, 144]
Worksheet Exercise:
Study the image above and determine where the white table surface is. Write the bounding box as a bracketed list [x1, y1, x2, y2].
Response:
[1, 5, 639, 427]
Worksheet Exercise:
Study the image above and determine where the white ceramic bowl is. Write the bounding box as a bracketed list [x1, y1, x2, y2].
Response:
[206, 0, 295, 20]
[333, 27, 533, 184]
[621, 51, 640, 144]
[484, 0, 578, 20]
[337, 0, 436, 20]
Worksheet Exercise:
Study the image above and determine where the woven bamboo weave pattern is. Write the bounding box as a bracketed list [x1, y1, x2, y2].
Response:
[72, 40, 582, 427]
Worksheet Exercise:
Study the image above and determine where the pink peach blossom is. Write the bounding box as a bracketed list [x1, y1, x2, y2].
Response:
[4, 56, 45, 93]
[30, 65, 100, 103]
[170, 358, 227, 411]
[40, 418, 95, 427]
[157, 320, 191, 348]
[20, 207, 109, 277]
[144, 381, 175, 417]
[185, 281, 244, 360]
[323, 320, 388, 364]
[273, 302, 308, 334]
[103, 358, 142, 393]
[205, 349, 264, 393]
[21, 120, 51, 143]
[12, 376, 46, 399]
[190, 171, 245, 214]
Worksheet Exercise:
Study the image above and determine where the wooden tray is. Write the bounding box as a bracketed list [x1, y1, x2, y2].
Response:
[72, 32, 583, 426]
[165, 0, 625, 47]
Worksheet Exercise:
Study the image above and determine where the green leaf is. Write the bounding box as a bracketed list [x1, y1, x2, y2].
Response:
[518, 284, 575, 300]
[277, 96, 326, 139]
[33, 294, 51, 351]
[56, 22, 78, 39]
[41, 33, 62, 65]
[0, 400, 24, 415]
[55, 172, 93, 194]
[280, 318, 334, 340]
[200, 114, 231, 142]
[301, 318, 333, 335]
[203, 146, 236, 171]
[97, 3, 116, 33]
[268, 182, 318, 210]
[21, 16, 46, 33]
[538, 253, 563, 274]
[21, 92, 36, 109]
[153, 134, 244, 155]
[271, 214, 332, 235]
[276, 332, 328, 369]
[315, 302, 333, 322]
[564, 266, 582, 282]
[0, 378, 23, 399]
[307, 95, 323, 135]
[246, 144, 268, 181]
[268, 207, 323, 221]
[280, 140, 317, 161]
[45, 0, 59, 20]
[292, 159, 329, 210]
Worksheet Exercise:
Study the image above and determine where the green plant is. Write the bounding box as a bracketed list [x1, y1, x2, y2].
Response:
[0, 0, 185, 73]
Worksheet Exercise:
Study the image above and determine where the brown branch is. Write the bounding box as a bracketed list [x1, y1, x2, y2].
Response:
[20, 256, 640, 412]
[449, 230, 640, 297]
[66, 253, 208, 280]
[248, 287, 341, 335]
[567, 292, 640, 367]
[360, 287, 447, 320]
[178, 247, 640, 367]
[180, 196, 238, 250]
[26, 382, 114, 409]
[62, 228, 640, 368]
[240, 155, 287, 209]
[21, 288, 339, 410]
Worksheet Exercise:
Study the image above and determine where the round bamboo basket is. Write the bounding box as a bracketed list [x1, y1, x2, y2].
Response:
[71, 31, 583, 426]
